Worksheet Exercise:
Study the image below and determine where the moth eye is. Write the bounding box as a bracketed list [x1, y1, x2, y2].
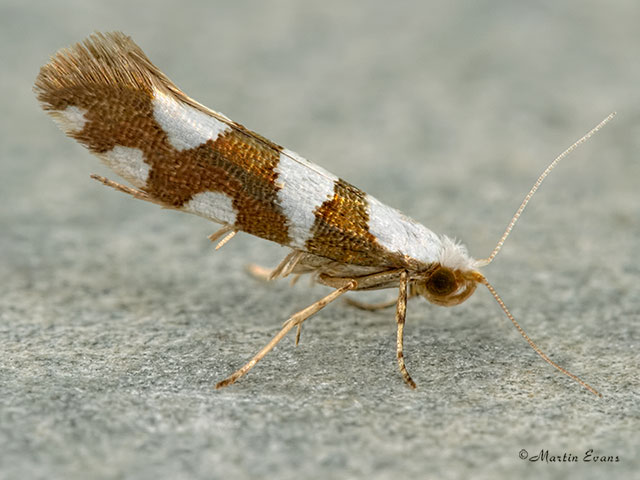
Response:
[426, 268, 457, 296]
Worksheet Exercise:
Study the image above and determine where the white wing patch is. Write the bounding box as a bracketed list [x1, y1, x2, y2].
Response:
[185, 191, 237, 225]
[97, 146, 150, 188]
[366, 194, 442, 265]
[281, 148, 338, 180]
[50, 105, 88, 134]
[152, 89, 231, 151]
[275, 148, 337, 248]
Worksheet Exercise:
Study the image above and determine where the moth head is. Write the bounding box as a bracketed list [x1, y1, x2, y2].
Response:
[416, 265, 480, 306]
[413, 235, 481, 306]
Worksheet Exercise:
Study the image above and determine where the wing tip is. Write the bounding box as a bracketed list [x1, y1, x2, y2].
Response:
[34, 31, 176, 111]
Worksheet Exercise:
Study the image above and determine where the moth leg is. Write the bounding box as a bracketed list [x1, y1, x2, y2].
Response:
[345, 297, 398, 311]
[289, 273, 303, 286]
[246, 264, 273, 281]
[208, 225, 237, 250]
[346, 288, 417, 311]
[395, 271, 416, 389]
[246, 250, 304, 282]
[216, 280, 357, 389]
[269, 250, 304, 280]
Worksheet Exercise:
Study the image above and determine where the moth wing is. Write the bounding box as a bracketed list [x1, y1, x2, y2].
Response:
[35, 32, 441, 269]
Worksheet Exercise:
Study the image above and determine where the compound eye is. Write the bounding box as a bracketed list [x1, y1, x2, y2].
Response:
[426, 268, 457, 296]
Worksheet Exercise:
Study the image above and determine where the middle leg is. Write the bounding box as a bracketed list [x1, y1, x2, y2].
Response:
[345, 286, 417, 311]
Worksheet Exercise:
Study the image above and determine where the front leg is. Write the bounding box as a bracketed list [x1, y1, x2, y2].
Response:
[395, 270, 416, 389]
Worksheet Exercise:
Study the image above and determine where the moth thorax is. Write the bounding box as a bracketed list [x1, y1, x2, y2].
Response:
[416, 265, 478, 307]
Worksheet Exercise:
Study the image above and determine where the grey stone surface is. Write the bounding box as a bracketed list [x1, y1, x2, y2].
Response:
[1, 1, 638, 479]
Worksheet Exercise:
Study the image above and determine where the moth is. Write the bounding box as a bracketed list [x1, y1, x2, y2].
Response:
[35, 32, 613, 395]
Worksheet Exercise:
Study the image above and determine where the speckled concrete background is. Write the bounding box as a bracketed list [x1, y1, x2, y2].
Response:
[1, 1, 638, 479]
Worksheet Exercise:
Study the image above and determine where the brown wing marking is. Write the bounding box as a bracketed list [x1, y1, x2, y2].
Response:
[306, 179, 398, 266]
[35, 32, 290, 246]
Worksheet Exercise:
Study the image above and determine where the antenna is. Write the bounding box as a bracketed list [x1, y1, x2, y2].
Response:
[474, 272, 601, 396]
[476, 112, 616, 267]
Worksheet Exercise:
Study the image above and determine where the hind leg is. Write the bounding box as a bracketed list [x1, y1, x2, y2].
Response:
[216, 280, 357, 388]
